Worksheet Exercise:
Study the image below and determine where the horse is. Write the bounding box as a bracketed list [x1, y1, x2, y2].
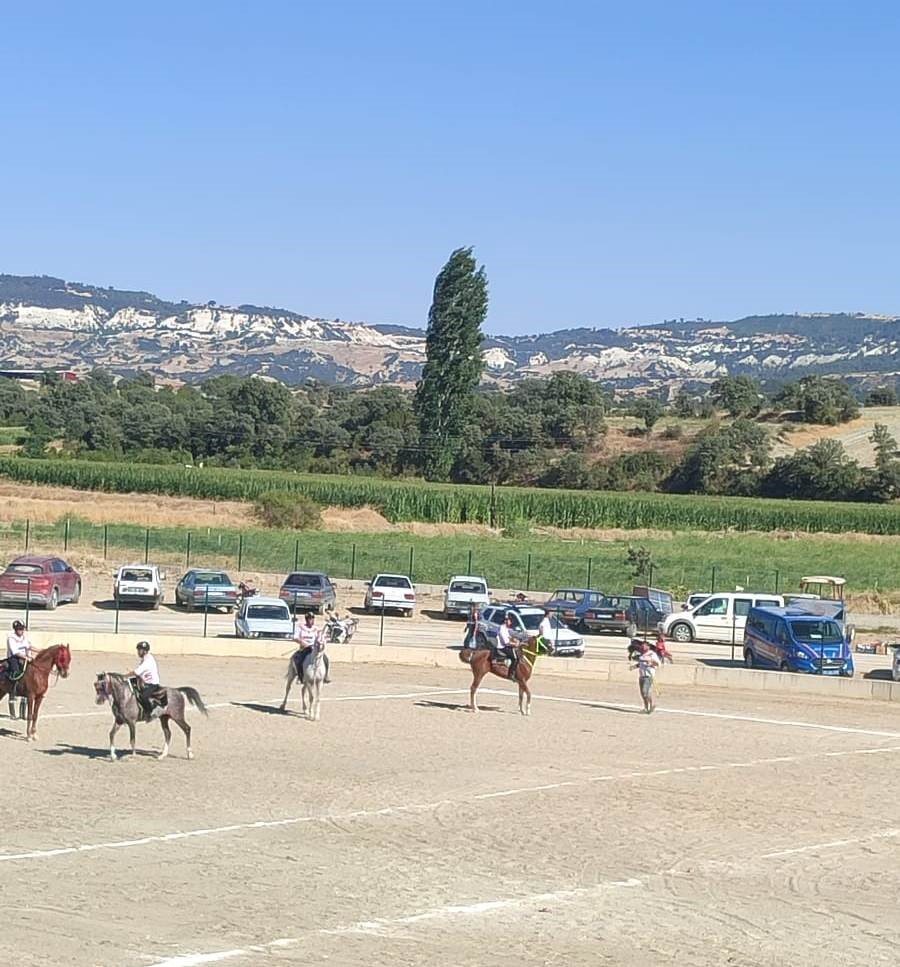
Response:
[94, 672, 208, 761]
[280, 640, 326, 720]
[0, 643, 72, 742]
[459, 636, 554, 715]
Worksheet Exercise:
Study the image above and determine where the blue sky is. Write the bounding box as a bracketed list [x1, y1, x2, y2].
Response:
[3, 1, 900, 335]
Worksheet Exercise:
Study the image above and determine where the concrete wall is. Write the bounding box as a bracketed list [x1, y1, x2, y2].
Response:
[32, 630, 900, 704]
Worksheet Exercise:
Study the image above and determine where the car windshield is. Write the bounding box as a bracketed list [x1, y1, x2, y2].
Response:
[790, 619, 844, 644]
[519, 613, 561, 631]
[376, 576, 411, 588]
[195, 572, 231, 586]
[121, 569, 153, 582]
[247, 605, 290, 621]
[450, 581, 485, 593]
[6, 563, 44, 575]
[284, 574, 322, 588]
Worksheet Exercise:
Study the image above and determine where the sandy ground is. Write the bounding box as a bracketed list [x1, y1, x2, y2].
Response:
[4, 656, 900, 967]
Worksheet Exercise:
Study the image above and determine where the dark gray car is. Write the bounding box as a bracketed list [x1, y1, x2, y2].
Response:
[175, 569, 239, 612]
[586, 595, 665, 636]
[278, 571, 337, 614]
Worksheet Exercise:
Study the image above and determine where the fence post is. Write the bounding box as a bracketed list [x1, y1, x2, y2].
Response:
[186, 532, 192, 567]
[238, 534, 244, 571]
[350, 543, 357, 581]
[731, 610, 737, 662]
[525, 553, 532, 592]
[711, 565, 717, 594]
[467, 549, 473, 575]
[379, 600, 385, 646]
[648, 563, 654, 589]
[64, 517, 70, 552]
[114, 591, 120, 635]
[144, 528, 150, 564]
[774, 569, 780, 594]
[586, 557, 592, 589]
[294, 539, 300, 572]
[25, 579, 30, 630]
[203, 585, 209, 638]
[103, 524, 108, 560]
[408, 547, 414, 581]
[24, 519, 29, 552]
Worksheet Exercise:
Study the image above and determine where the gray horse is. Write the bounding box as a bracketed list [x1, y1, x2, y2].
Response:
[280, 641, 327, 720]
[94, 672, 208, 761]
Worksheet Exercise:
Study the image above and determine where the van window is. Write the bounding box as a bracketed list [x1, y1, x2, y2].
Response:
[733, 598, 754, 618]
[775, 621, 790, 645]
[756, 598, 781, 608]
[696, 597, 728, 616]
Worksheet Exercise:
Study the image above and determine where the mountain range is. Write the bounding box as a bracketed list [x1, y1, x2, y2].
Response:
[2, 274, 898, 394]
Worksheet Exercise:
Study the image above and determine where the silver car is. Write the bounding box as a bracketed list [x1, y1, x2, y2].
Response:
[234, 596, 295, 639]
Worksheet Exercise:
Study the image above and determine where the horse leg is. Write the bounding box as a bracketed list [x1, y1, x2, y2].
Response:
[109, 720, 121, 761]
[312, 681, 321, 721]
[301, 682, 310, 718]
[127, 720, 136, 756]
[29, 692, 45, 740]
[174, 716, 193, 760]
[518, 679, 532, 716]
[279, 667, 295, 712]
[158, 715, 171, 760]
[470, 662, 487, 712]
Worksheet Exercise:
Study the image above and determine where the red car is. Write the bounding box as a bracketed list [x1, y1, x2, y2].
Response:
[0, 555, 82, 610]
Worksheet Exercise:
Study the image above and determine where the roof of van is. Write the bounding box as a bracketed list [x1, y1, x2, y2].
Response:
[750, 604, 843, 619]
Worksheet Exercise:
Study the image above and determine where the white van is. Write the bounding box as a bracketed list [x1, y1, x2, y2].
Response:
[662, 592, 784, 644]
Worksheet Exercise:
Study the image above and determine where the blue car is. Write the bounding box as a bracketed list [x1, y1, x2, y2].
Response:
[743, 606, 854, 677]
[543, 588, 606, 632]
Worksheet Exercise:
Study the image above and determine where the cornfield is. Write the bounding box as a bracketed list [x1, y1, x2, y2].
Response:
[0, 456, 898, 535]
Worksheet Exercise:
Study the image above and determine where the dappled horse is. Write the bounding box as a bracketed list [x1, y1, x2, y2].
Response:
[94, 672, 208, 761]
[0, 643, 71, 741]
[459, 636, 553, 715]
[280, 640, 327, 720]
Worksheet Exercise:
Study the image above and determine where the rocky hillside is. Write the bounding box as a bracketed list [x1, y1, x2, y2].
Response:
[1, 274, 898, 391]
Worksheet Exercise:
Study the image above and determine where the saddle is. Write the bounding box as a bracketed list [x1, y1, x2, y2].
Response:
[128, 677, 168, 719]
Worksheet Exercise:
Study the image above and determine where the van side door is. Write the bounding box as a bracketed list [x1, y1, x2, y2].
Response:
[730, 597, 754, 645]
[692, 596, 731, 641]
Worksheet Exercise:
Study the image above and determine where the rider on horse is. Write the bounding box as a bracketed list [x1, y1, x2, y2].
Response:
[294, 611, 331, 683]
[495, 612, 519, 677]
[129, 641, 167, 719]
[6, 619, 33, 720]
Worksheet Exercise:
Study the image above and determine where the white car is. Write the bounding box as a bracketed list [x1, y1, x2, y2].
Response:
[662, 592, 785, 644]
[364, 573, 416, 617]
[234, 596, 295, 639]
[892, 645, 900, 683]
[113, 563, 165, 610]
[443, 575, 491, 618]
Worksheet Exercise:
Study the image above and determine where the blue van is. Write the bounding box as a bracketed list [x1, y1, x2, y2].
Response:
[743, 606, 855, 677]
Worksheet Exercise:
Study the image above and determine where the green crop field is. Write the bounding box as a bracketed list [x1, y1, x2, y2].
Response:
[1, 457, 899, 535]
[3, 516, 899, 597]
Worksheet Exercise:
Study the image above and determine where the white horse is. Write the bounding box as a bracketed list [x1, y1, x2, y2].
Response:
[280, 640, 327, 721]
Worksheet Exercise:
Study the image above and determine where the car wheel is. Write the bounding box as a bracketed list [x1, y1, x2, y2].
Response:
[152, 598, 161, 611]
[626, 621, 638, 639]
[406, 609, 414, 618]
[779, 661, 791, 673]
[186, 598, 194, 613]
[669, 622, 692, 643]
[577, 619, 589, 634]
[46, 588, 59, 611]
[71, 581, 81, 604]
[744, 649, 755, 669]
[574, 651, 584, 659]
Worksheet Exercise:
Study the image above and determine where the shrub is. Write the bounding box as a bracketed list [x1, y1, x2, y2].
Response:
[253, 490, 322, 530]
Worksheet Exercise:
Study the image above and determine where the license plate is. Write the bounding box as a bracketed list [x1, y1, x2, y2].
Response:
[13, 578, 28, 585]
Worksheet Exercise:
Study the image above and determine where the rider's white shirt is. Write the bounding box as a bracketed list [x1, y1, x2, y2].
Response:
[497, 624, 512, 647]
[6, 632, 29, 659]
[296, 624, 322, 648]
[538, 617, 553, 640]
[134, 654, 160, 684]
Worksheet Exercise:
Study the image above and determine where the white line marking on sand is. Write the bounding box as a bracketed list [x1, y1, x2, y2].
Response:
[761, 827, 900, 859]
[4, 743, 900, 865]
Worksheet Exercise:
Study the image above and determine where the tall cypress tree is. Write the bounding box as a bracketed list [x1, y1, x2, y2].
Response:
[415, 247, 488, 480]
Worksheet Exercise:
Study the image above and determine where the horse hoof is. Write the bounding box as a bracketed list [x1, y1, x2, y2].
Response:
[186, 750, 194, 760]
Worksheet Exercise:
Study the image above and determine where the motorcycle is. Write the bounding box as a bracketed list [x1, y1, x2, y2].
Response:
[237, 581, 259, 607]
[324, 611, 358, 644]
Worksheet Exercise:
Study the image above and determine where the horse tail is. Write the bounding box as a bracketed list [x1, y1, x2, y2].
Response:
[178, 686, 209, 717]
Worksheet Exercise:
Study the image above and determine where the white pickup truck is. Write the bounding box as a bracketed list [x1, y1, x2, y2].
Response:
[113, 564, 165, 610]
[443, 575, 491, 618]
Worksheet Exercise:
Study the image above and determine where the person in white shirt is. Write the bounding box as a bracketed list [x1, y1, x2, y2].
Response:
[130, 641, 164, 718]
[631, 641, 661, 713]
[6, 619, 32, 719]
[495, 612, 519, 676]
[538, 610, 554, 647]
[293, 611, 331, 683]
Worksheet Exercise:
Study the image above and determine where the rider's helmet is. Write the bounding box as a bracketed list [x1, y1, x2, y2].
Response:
[304, 610, 315, 623]
[136, 640, 150, 654]
[12, 620, 24, 632]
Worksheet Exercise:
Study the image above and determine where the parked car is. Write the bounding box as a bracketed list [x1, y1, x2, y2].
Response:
[0, 555, 81, 610]
[683, 591, 710, 610]
[743, 605, 854, 676]
[632, 585, 675, 615]
[234, 596, 295, 639]
[174, 568, 239, 612]
[443, 575, 491, 618]
[543, 588, 606, 632]
[586, 595, 666, 636]
[279, 571, 337, 614]
[892, 645, 900, 683]
[662, 591, 784, 644]
[476, 604, 584, 658]
[364, 573, 416, 617]
[113, 563, 165, 610]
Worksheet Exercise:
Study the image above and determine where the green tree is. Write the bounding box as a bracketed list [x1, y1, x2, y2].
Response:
[673, 390, 699, 418]
[710, 375, 762, 417]
[775, 376, 860, 425]
[415, 247, 488, 480]
[762, 439, 863, 501]
[865, 385, 898, 407]
[668, 419, 770, 495]
[870, 423, 899, 472]
[632, 397, 664, 431]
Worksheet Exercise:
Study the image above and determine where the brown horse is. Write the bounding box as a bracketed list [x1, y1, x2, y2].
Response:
[0, 643, 72, 741]
[459, 636, 553, 715]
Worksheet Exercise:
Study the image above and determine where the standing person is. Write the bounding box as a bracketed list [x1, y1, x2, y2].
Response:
[6, 619, 33, 720]
[129, 641, 165, 718]
[294, 611, 331, 683]
[463, 607, 480, 649]
[538, 608, 554, 648]
[631, 641, 660, 713]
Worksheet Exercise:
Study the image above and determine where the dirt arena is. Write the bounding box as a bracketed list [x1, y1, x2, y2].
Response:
[5, 655, 900, 967]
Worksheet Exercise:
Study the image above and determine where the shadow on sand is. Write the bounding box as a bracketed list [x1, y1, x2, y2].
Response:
[414, 699, 500, 714]
[39, 743, 158, 760]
